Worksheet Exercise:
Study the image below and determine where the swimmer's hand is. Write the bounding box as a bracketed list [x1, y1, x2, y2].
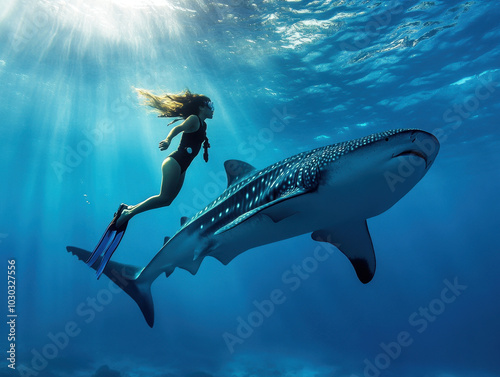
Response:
[159, 139, 171, 151]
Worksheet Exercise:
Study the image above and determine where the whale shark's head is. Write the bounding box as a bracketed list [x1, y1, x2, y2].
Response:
[313, 129, 440, 218]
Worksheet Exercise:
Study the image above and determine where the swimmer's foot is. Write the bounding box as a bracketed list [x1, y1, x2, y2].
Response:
[116, 206, 132, 229]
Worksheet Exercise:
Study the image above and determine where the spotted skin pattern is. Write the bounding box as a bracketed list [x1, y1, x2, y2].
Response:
[179, 129, 408, 237]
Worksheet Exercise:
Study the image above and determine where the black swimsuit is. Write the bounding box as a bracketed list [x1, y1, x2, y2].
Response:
[169, 116, 208, 173]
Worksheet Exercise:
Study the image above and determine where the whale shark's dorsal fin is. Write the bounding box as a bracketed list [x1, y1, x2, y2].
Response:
[312, 220, 376, 284]
[224, 160, 257, 187]
[180, 217, 189, 226]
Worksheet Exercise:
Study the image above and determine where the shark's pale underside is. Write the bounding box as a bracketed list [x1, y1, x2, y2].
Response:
[68, 129, 440, 327]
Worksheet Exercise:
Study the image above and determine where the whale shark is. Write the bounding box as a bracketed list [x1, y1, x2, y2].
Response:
[67, 129, 439, 327]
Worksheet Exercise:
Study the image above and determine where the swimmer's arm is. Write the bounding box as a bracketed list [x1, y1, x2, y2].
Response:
[167, 116, 199, 140]
[159, 115, 198, 151]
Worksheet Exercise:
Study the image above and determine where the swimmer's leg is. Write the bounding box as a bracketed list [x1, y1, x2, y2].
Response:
[116, 157, 183, 227]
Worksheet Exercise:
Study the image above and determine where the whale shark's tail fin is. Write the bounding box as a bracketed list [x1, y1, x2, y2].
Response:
[66, 246, 155, 327]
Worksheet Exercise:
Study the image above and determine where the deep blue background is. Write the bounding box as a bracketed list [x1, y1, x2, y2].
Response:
[1, 0, 499, 376]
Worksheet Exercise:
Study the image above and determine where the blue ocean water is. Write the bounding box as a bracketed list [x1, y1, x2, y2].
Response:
[1, 0, 499, 376]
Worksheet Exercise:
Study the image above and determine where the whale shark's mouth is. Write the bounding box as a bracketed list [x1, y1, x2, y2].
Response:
[393, 150, 429, 168]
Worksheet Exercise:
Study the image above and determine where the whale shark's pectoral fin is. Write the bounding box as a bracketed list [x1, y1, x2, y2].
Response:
[214, 187, 308, 236]
[311, 220, 376, 284]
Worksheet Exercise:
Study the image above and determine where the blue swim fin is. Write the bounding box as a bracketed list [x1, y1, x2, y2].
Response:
[86, 204, 129, 277]
[86, 229, 117, 267]
[95, 226, 127, 279]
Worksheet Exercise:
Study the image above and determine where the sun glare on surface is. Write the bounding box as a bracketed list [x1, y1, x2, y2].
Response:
[58, 0, 179, 42]
[107, 0, 172, 7]
[1, 0, 185, 59]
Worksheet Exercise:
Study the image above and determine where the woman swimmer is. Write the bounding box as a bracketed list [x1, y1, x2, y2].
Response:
[115, 89, 214, 228]
[86, 89, 213, 277]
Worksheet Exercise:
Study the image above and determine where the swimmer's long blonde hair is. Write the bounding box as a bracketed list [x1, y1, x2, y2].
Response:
[135, 88, 211, 120]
